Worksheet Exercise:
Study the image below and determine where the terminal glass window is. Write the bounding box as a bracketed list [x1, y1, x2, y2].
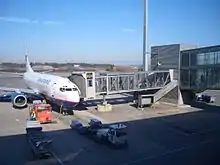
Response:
[180, 69, 189, 87]
[197, 53, 205, 65]
[205, 52, 210, 65]
[196, 69, 206, 89]
[189, 70, 196, 87]
[206, 52, 215, 65]
[217, 51, 220, 64]
[216, 68, 220, 88]
[214, 52, 218, 64]
[206, 69, 217, 88]
[190, 52, 197, 66]
[181, 52, 189, 67]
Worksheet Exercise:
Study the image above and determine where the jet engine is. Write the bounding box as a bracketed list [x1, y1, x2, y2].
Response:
[11, 93, 28, 108]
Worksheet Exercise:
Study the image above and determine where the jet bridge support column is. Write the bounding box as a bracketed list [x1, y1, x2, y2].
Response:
[97, 96, 113, 112]
[97, 104, 112, 112]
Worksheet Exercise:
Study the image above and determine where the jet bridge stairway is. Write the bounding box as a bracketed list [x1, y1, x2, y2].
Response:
[153, 80, 178, 103]
[68, 69, 175, 106]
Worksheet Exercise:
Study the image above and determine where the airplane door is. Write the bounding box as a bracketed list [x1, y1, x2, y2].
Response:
[51, 83, 56, 98]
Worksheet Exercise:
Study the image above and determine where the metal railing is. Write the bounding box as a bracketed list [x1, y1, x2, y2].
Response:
[95, 70, 172, 95]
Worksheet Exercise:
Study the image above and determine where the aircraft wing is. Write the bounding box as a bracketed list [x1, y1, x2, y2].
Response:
[0, 87, 36, 94]
[0, 87, 44, 102]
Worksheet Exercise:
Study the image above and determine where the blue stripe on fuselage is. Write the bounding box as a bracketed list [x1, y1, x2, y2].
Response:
[47, 96, 78, 108]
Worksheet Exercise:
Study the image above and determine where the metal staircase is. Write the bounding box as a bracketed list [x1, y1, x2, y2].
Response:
[153, 80, 178, 103]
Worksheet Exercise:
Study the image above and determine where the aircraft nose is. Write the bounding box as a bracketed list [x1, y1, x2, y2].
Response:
[67, 93, 80, 103]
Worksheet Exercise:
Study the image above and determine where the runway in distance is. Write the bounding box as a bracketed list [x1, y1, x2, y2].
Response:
[0, 55, 81, 110]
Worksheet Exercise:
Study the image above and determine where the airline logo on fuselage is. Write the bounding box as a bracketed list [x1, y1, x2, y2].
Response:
[37, 77, 51, 85]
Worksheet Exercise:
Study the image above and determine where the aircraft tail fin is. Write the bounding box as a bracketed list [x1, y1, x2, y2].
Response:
[24, 44, 33, 73]
[25, 55, 33, 72]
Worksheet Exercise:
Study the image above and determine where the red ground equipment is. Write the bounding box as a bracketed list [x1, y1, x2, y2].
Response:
[29, 101, 53, 124]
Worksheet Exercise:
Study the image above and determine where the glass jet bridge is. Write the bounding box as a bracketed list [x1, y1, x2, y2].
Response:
[68, 69, 176, 105]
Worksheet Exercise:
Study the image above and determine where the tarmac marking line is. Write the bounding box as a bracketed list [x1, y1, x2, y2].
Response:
[51, 152, 64, 165]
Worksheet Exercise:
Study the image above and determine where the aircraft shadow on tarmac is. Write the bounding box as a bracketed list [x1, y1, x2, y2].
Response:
[1, 101, 220, 165]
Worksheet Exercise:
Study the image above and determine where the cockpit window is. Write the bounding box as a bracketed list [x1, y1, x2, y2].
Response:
[65, 88, 72, 91]
[60, 87, 78, 92]
[60, 88, 65, 92]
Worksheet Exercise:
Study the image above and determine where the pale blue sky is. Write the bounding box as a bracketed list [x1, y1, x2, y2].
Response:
[0, 0, 219, 64]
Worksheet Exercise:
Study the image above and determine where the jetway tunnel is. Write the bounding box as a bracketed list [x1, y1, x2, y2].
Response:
[67, 70, 179, 107]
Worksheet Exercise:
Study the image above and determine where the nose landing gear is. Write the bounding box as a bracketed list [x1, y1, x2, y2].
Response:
[60, 104, 74, 116]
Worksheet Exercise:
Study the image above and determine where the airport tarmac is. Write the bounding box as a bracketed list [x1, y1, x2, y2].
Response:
[1, 73, 220, 165]
[2, 102, 220, 165]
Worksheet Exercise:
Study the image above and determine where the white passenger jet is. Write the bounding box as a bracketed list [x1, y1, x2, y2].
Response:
[0, 56, 80, 110]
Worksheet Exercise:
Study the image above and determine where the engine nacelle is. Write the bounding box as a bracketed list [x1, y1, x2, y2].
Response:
[11, 93, 28, 108]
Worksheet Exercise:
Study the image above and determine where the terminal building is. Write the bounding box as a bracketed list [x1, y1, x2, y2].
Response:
[151, 44, 198, 80]
[151, 44, 220, 103]
[180, 45, 220, 91]
[64, 43, 220, 108]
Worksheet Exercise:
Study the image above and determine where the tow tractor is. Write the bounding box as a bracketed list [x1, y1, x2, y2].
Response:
[26, 120, 53, 159]
[70, 119, 128, 148]
[29, 100, 54, 124]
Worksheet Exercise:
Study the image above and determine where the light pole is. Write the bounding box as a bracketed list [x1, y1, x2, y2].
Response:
[143, 0, 148, 71]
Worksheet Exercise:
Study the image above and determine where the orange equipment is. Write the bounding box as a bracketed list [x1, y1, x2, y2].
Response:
[29, 102, 53, 124]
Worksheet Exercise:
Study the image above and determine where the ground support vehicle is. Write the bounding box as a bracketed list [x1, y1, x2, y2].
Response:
[70, 120, 88, 135]
[70, 119, 128, 148]
[88, 119, 103, 129]
[26, 120, 53, 159]
[29, 100, 54, 124]
[93, 127, 128, 148]
[70, 119, 104, 135]
[196, 94, 215, 103]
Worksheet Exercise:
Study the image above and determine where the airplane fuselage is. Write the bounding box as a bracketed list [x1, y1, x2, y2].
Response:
[23, 71, 80, 108]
